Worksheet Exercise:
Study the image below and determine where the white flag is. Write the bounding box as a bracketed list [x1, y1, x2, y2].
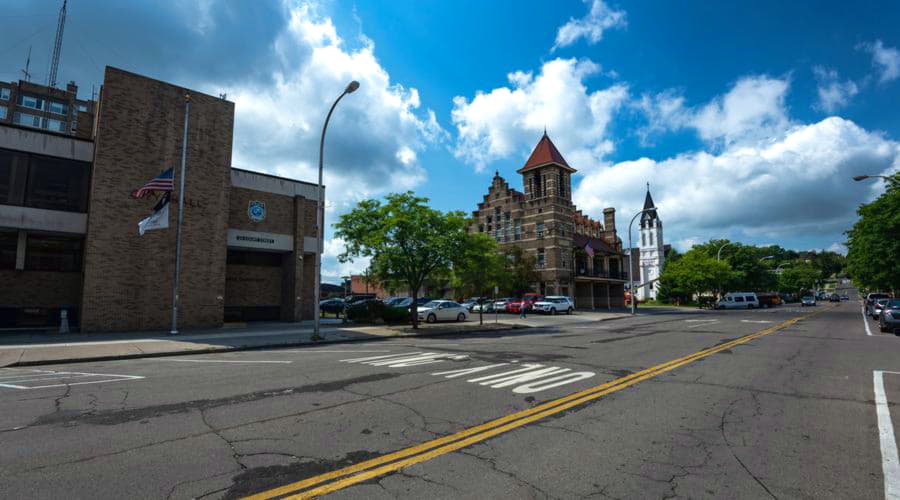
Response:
[138, 193, 170, 236]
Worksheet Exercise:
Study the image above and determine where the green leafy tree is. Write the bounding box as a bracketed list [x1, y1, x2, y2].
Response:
[451, 233, 507, 300]
[658, 249, 733, 302]
[846, 174, 900, 293]
[335, 192, 468, 328]
[777, 264, 823, 294]
[501, 246, 540, 297]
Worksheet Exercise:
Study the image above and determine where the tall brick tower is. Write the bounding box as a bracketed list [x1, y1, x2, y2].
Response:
[516, 132, 577, 296]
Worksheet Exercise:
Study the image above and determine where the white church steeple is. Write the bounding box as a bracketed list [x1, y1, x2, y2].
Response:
[638, 184, 664, 300]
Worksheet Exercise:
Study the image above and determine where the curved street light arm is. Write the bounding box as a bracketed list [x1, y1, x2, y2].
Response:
[627, 208, 656, 315]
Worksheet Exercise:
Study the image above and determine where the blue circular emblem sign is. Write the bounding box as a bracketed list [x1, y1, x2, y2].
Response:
[248, 200, 266, 222]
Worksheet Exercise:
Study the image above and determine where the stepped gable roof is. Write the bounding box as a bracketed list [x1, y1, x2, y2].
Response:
[517, 132, 576, 173]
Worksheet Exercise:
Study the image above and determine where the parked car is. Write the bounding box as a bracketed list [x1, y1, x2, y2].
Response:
[870, 298, 891, 320]
[829, 293, 841, 302]
[716, 292, 760, 309]
[757, 292, 782, 308]
[507, 293, 545, 314]
[840, 294, 850, 301]
[461, 298, 484, 311]
[880, 299, 900, 333]
[319, 298, 345, 315]
[867, 293, 892, 307]
[417, 300, 469, 323]
[493, 298, 516, 313]
[533, 296, 575, 315]
[472, 301, 495, 313]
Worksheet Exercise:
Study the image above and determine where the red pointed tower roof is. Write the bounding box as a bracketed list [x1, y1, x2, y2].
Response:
[517, 132, 576, 173]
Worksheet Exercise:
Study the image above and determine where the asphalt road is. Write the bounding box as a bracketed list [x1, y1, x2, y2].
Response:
[3, 288, 898, 499]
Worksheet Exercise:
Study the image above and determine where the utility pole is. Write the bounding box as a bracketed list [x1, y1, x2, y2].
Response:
[47, 0, 67, 88]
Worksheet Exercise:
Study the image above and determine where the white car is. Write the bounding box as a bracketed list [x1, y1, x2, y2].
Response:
[533, 296, 575, 315]
[492, 298, 516, 313]
[716, 292, 760, 309]
[417, 300, 469, 323]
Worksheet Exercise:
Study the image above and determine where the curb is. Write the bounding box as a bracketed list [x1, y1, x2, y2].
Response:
[3, 323, 533, 368]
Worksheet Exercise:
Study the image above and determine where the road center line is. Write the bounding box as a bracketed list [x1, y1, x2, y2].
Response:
[873, 370, 900, 499]
[247, 308, 824, 500]
[159, 359, 293, 364]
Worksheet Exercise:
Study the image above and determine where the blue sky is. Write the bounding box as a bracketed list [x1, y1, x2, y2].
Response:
[2, 0, 899, 281]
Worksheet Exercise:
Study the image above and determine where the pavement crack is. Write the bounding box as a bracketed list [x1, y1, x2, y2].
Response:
[459, 449, 561, 499]
[199, 407, 247, 471]
[720, 398, 779, 499]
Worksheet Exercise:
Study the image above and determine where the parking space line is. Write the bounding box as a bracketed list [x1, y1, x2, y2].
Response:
[0, 373, 101, 384]
[0, 369, 146, 391]
[873, 370, 900, 499]
[863, 306, 874, 336]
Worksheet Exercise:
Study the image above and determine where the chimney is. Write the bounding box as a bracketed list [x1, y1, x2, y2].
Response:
[66, 81, 77, 96]
[603, 208, 616, 233]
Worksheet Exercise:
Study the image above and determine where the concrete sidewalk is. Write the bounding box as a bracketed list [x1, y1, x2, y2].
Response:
[0, 310, 630, 367]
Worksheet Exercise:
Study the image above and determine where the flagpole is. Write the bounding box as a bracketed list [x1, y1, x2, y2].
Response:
[170, 95, 191, 335]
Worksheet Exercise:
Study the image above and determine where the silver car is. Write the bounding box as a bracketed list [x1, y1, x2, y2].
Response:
[880, 300, 900, 334]
[871, 298, 891, 320]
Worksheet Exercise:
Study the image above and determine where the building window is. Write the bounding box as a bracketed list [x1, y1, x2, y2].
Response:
[77, 104, 88, 113]
[537, 248, 545, 269]
[478, 224, 484, 233]
[641, 232, 646, 246]
[0, 88, 10, 100]
[24, 153, 91, 212]
[649, 232, 654, 245]
[16, 94, 44, 111]
[46, 118, 67, 132]
[562, 250, 569, 269]
[25, 233, 83, 272]
[13, 112, 42, 129]
[49, 101, 67, 115]
[0, 148, 29, 206]
[536, 222, 544, 240]
[0, 106, 6, 120]
[0, 230, 17, 270]
[514, 219, 522, 240]
[487, 216, 492, 224]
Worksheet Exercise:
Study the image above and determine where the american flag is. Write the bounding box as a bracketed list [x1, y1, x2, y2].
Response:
[584, 239, 595, 258]
[132, 168, 174, 198]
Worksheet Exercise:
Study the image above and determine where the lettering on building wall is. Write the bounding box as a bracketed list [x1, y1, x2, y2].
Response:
[236, 235, 276, 244]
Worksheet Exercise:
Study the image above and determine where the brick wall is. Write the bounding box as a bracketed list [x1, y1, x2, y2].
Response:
[0, 270, 81, 307]
[80, 67, 234, 332]
[228, 187, 295, 234]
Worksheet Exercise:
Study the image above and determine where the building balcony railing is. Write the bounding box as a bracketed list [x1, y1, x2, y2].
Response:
[575, 269, 628, 280]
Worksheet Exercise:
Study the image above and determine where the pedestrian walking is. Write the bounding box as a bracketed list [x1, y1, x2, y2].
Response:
[519, 302, 527, 319]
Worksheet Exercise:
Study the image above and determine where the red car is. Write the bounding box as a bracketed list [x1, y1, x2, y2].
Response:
[506, 294, 544, 314]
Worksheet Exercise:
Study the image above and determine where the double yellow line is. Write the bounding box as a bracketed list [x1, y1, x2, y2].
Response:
[247, 310, 821, 499]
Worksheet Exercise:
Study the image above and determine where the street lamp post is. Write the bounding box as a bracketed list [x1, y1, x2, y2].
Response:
[312, 81, 360, 342]
[716, 241, 733, 261]
[627, 208, 656, 315]
[853, 175, 899, 188]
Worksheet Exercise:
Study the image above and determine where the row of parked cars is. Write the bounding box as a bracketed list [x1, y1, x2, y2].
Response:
[866, 293, 899, 333]
[466, 294, 576, 315]
[715, 291, 849, 309]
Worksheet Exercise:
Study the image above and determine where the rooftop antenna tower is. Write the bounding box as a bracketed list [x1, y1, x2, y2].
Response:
[21, 46, 32, 82]
[47, 0, 67, 88]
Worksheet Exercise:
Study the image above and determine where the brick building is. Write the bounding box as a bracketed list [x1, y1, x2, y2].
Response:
[0, 79, 95, 140]
[470, 133, 628, 309]
[0, 67, 321, 331]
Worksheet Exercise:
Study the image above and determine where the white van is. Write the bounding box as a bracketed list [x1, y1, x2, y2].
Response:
[716, 292, 760, 309]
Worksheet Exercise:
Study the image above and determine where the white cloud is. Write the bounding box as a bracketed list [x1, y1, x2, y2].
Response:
[637, 75, 791, 148]
[451, 57, 628, 171]
[321, 237, 371, 281]
[574, 116, 900, 246]
[826, 242, 848, 255]
[552, 0, 627, 51]
[224, 2, 443, 213]
[812, 66, 859, 113]
[860, 39, 900, 83]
